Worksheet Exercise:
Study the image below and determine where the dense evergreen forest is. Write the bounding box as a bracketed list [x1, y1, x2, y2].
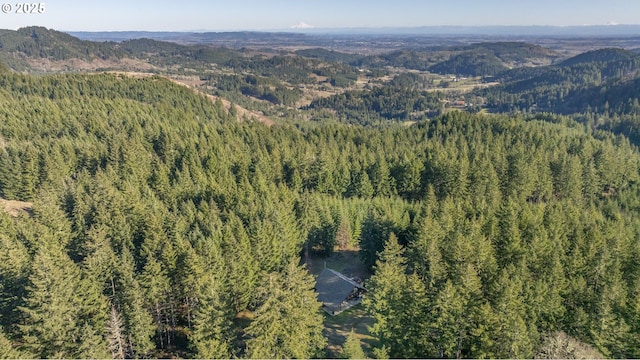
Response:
[307, 84, 444, 124]
[1, 69, 640, 358]
[1, 27, 640, 359]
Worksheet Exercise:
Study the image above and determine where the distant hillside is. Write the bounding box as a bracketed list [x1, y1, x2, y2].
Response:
[0, 26, 246, 72]
[428, 42, 561, 76]
[561, 76, 640, 114]
[117, 38, 242, 65]
[559, 48, 638, 67]
[0, 26, 115, 60]
[307, 83, 444, 124]
[294, 48, 363, 64]
[0, 26, 117, 70]
[477, 47, 640, 113]
[465, 42, 561, 65]
[428, 50, 507, 77]
[358, 50, 442, 71]
[117, 38, 184, 54]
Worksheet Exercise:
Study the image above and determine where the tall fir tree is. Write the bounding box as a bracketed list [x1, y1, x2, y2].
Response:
[18, 242, 109, 358]
[342, 329, 366, 359]
[190, 272, 233, 359]
[245, 261, 326, 359]
[106, 305, 128, 359]
[115, 247, 156, 358]
[364, 233, 430, 358]
[188, 241, 234, 359]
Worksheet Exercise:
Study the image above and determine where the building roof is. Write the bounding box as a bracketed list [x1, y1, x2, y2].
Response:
[315, 268, 365, 312]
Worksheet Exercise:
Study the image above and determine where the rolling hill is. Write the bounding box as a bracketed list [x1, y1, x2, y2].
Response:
[0, 26, 246, 72]
[477, 47, 640, 113]
[428, 42, 562, 76]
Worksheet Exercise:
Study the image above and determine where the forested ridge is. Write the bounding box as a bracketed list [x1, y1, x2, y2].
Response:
[296, 42, 560, 75]
[478, 48, 640, 114]
[307, 84, 444, 124]
[0, 64, 639, 359]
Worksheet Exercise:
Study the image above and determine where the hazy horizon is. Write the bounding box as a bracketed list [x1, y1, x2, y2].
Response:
[2, 0, 640, 32]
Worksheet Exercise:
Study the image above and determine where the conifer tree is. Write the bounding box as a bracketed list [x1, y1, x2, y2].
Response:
[116, 247, 156, 358]
[359, 209, 396, 270]
[0, 215, 30, 332]
[18, 145, 39, 201]
[245, 262, 326, 359]
[495, 196, 524, 268]
[400, 272, 433, 357]
[364, 233, 424, 357]
[106, 305, 128, 359]
[222, 214, 258, 312]
[409, 195, 444, 285]
[369, 158, 393, 197]
[190, 272, 233, 359]
[491, 268, 535, 358]
[432, 281, 466, 358]
[140, 255, 171, 349]
[19, 242, 109, 358]
[334, 212, 353, 250]
[0, 326, 30, 359]
[342, 329, 366, 359]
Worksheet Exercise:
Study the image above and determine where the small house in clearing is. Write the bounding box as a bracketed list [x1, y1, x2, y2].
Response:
[315, 268, 366, 315]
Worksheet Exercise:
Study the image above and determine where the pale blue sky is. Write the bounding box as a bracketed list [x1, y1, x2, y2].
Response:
[1, 0, 639, 31]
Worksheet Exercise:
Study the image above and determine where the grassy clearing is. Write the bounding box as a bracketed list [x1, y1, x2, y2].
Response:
[323, 306, 376, 358]
[0, 198, 33, 217]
